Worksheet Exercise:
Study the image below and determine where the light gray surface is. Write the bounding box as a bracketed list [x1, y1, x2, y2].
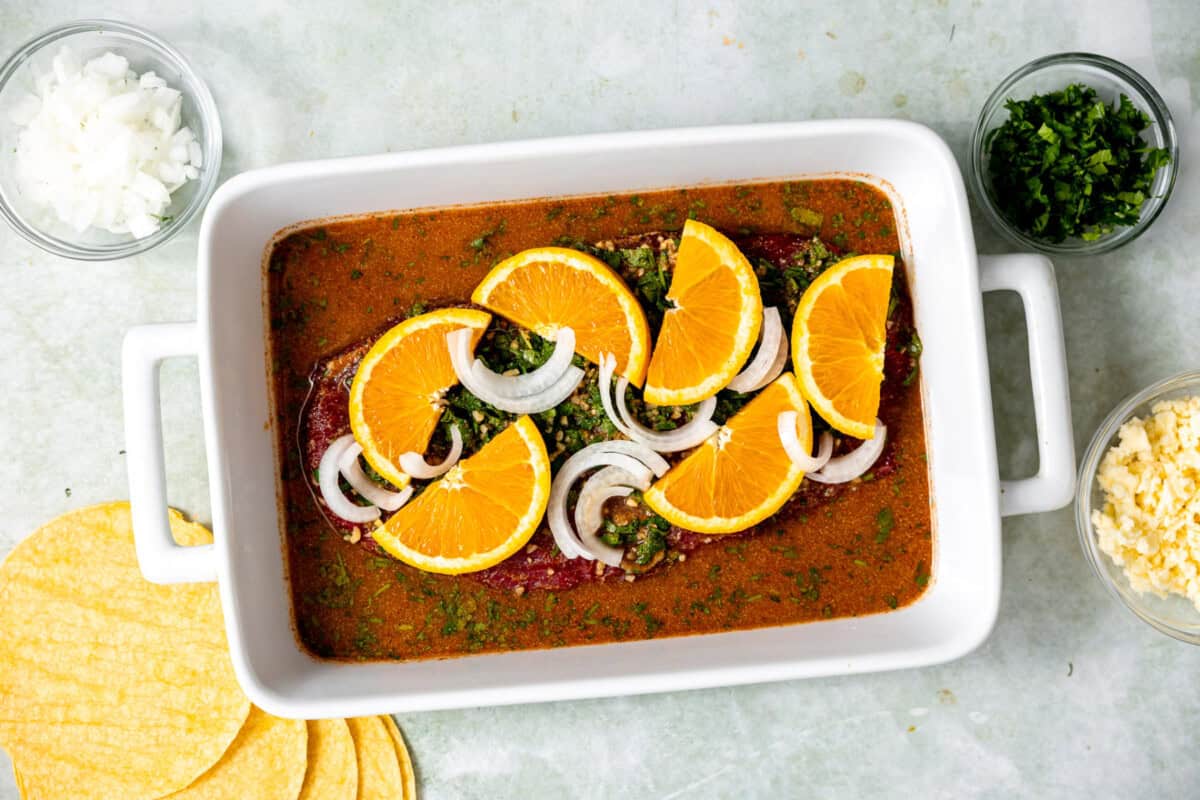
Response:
[1, 1, 1198, 798]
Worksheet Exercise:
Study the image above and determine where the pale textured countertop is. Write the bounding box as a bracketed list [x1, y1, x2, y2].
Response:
[2, 1, 1199, 798]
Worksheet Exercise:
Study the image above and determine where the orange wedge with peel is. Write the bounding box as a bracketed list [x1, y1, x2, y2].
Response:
[371, 416, 551, 574]
[643, 219, 762, 406]
[348, 308, 491, 489]
[791, 254, 894, 439]
[471, 247, 651, 385]
[642, 373, 812, 533]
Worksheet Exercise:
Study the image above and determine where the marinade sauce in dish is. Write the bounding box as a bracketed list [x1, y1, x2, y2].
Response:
[265, 179, 933, 661]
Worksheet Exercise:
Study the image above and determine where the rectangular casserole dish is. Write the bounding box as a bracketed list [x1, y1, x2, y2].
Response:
[122, 120, 1075, 718]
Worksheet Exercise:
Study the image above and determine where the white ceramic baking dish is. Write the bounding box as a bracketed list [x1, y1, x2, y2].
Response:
[121, 120, 1075, 718]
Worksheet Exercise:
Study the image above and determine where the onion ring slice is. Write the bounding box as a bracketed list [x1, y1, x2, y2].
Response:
[398, 425, 463, 480]
[318, 434, 381, 524]
[806, 420, 888, 484]
[448, 328, 583, 414]
[598, 353, 718, 453]
[727, 307, 787, 393]
[337, 441, 413, 511]
[468, 327, 577, 399]
[776, 411, 833, 473]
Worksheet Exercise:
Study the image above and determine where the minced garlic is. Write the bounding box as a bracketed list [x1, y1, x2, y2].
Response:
[1092, 396, 1200, 609]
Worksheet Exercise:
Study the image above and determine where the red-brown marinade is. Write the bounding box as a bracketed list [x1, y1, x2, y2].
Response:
[265, 179, 932, 661]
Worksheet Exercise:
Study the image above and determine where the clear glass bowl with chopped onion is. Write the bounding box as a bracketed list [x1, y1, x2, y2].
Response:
[1076, 370, 1200, 644]
[0, 20, 221, 260]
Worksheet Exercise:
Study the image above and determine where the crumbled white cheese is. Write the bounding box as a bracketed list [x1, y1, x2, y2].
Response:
[1092, 396, 1200, 608]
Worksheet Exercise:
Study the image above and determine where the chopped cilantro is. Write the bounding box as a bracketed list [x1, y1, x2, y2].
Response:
[902, 331, 923, 387]
[788, 206, 823, 229]
[469, 220, 506, 251]
[985, 83, 1171, 242]
[633, 519, 668, 565]
[875, 508, 895, 543]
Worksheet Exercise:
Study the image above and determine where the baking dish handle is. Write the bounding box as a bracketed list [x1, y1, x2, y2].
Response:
[121, 322, 217, 584]
[979, 254, 1076, 516]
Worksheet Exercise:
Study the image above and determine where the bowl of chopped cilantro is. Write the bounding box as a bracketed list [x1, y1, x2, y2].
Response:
[970, 52, 1176, 254]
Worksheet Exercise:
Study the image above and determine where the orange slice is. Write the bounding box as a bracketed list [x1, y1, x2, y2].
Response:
[372, 416, 551, 574]
[791, 254, 894, 439]
[348, 308, 491, 489]
[471, 247, 651, 385]
[642, 373, 812, 533]
[643, 219, 762, 406]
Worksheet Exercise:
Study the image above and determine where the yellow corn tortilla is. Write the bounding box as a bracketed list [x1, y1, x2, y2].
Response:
[347, 716, 405, 799]
[381, 715, 419, 799]
[298, 718, 358, 800]
[0, 503, 250, 800]
[165, 706, 308, 799]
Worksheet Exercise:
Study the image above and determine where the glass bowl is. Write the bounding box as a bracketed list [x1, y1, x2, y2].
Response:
[0, 20, 222, 260]
[969, 52, 1178, 256]
[1076, 370, 1200, 644]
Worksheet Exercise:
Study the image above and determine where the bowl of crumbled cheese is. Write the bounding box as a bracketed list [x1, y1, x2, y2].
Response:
[1077, 370, 1200, 643]
[0, 19, 221, 260]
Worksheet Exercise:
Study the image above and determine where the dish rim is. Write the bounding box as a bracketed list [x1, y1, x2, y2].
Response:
[186, 120, 1006, 716]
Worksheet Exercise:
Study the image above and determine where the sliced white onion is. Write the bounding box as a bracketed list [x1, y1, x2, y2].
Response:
[573, 466, 644, 567]
[318, 434, 381, 524]
[337, 441, 413, 511]
[577, 485, 633, 530]
[590, 464, 653, 490]
[727, 307, 787, 393]
[548, 441, 667, 561]
[469, 327, 576, 399]
[598, 353, 719, 453]
[806, 420, 888, 484]
[574, 465, 649, 530]
[448, 328, 583, 414]
[584, 439, 671, 478]
[399, 425, 463, 480]
[777, 411, 834, 473]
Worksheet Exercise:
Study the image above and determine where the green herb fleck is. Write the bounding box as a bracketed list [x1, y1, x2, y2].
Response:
[788, 206, 824, 229]
[632, 601, 664, 636]
[902, 331, 923, 387]
[469, 220, 507, 252]
[875, 507, 895, 544]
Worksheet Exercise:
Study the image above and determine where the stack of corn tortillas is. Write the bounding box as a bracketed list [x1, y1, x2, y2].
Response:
[0, 503, 416, 800]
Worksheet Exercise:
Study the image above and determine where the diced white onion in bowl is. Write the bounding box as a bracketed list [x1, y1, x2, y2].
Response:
[12, 46, 204, 239]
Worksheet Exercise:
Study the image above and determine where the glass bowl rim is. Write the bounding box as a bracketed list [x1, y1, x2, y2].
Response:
[1074, 368, 1200, 644]
[968, 51, 1179, 256]
[0, 18, 223, 261]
